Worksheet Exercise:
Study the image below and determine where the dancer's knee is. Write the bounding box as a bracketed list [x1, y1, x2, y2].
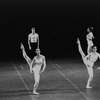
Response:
[34, 81, 39, 85]
[88, 73, 93, 79]
[34, 74, 40, 83]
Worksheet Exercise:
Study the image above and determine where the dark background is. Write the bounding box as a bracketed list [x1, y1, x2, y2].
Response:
[0, 0, 100, 61]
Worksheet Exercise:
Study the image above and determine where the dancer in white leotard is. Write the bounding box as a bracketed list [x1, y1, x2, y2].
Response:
[86, 27, 95, 54]
[20, 43, 46, 94]
[77, 38, 100, 89]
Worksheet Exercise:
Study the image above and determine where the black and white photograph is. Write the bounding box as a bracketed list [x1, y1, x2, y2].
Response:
[0, 0, 100, 100]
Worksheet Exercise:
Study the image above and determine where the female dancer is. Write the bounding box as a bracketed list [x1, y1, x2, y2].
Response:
[77, 38, 100, 88]
[20, 43, 46, 94]
[86, 27, 95, 54]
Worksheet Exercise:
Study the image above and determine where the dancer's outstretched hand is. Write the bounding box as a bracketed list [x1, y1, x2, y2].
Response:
[20, 43, 24, 50]
[97, 67, 100, 70]
[77, 38, 80, 44]
[39, 70, 44, 74]
[29, 46, 31, 50]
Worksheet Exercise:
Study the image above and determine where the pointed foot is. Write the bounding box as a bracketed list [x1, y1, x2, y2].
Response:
[86, 86, 92, 89]
[33, 91, 39, 95]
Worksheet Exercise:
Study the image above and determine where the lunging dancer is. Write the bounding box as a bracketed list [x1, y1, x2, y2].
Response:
[77, 38, 100, 89]
[20, 43, 46, 94]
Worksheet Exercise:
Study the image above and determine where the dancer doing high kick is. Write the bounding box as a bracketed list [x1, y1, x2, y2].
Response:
[20, 43, 46, 94]
[77, 38, 100, 89]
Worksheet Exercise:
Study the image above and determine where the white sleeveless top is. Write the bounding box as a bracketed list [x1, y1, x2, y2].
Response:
[34, 55, 44, 65]
[32, 55, 44, 74]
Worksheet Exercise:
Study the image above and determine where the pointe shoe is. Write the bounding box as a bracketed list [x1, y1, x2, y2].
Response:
[86, 86, 92, 89]
[33, 91, 39, 95]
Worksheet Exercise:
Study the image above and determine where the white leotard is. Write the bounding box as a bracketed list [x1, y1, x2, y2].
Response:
[32, 55, 44, 74]
[86, 32, 94, 40]
[84, 52, 99, 67]
[87, 38, 94, 47]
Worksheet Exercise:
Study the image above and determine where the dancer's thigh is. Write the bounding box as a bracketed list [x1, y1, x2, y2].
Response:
[87, 67, 93, 77]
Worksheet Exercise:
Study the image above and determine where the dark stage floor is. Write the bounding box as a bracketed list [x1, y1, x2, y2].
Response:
[0, 59, 100, 100]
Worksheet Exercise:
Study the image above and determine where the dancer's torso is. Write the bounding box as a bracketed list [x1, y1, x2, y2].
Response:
[34, 55, 44, 65]
[32, 55, 44, 73]
[87, 39, 94, 46]
[30, 33, 38, 43]
[85, 53, 98, 67]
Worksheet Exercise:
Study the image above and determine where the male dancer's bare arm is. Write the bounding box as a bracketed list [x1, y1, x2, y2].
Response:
[28, 35, 31, 50]
[37, 35, 39, 49]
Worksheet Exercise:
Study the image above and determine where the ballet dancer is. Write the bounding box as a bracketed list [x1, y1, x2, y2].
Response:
[28, 27, 39, 50]
[77, 38, 100, 89]
[86, 27, 95, 54]
[20, 43, 46, 94]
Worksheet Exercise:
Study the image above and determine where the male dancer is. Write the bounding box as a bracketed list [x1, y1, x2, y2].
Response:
[28, 28, 39, 50]
[20, 43, 46, 94]
[77, 38, 100, 89]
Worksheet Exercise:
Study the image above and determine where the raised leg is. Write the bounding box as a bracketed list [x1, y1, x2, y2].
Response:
[77, 38, 86, 61]
[20, 43, 33, 73]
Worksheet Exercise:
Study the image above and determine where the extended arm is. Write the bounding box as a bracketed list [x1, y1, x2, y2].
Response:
[31, 58, 36, 68]
[91, 32, 95, 39]
[98, 53, 100, 59]
[40, 57, 46, 73]
[37, 35, 39, 49]
[97, 53, 100, 70]
[28, 34, 31, 50]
